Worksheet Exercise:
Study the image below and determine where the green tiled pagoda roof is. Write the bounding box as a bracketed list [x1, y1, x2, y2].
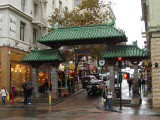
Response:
[37, 21, 127, 47]
[21, 49, 65, 63]
[101, 45, 149, 59]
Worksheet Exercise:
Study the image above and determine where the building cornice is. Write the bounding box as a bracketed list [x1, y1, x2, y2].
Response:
[0, 4, 48, 27]
[0, 4, 33, 20]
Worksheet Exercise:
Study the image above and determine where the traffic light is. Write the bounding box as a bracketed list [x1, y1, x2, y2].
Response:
[117, 57, 122, 68]
[123, 73, 129, 79]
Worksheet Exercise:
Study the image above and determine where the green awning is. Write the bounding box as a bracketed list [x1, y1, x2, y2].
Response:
[101, 45, 149, 60]
[21, 49, 65, 63]
[37, 21, 127, 47]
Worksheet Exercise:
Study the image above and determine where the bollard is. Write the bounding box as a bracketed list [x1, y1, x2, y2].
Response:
[49, 92, 52, 105]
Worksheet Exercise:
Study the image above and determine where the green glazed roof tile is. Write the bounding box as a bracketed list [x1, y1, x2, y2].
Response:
[37, 22, 127, 45]
[101, 45, 149, 59]
[21, 49, 65, 63]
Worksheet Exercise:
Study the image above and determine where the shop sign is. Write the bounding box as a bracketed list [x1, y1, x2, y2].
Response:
[99, 59, 105, 66]
[0, 14, 3, 36]
[9, 14, 16, 39]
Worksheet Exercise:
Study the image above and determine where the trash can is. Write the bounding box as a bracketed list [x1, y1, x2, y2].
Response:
[115, 87, 120, 98]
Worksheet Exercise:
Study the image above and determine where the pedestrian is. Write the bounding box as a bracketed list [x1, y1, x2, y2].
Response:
[107, 88, 112, 111]
[44, 78, 49, 94]
[127, 78, 133, 92]
[0, 87, 9, 104]
[141, 79, 145, 92]
[139, 78, 142, 93]
[22, 84, 28, 105]
[102, 86, 108, 110]
[28, 86, 34, 104]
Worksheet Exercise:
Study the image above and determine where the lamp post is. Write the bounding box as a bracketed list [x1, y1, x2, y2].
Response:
[65, 61, 68, 89]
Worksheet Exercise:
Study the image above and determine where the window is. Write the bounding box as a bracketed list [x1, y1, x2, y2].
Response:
[34, 3, 37, 19]
[21, 0, 25, 11]
[64, 7, 68, 12]
[33, 29, 37, 44]
[75, 0, 81, 6]
[20, 22, 25, 41]
[52, 0, 55, 8]
[59, 0, 62, 11]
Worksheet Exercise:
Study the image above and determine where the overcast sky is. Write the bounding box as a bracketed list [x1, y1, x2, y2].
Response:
[105, 0, 145, 48]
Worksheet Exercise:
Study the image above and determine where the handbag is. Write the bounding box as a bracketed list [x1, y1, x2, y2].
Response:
[6, 94, 10, 101]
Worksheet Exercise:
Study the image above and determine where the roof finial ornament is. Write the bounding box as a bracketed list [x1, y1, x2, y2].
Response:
[133, 40, 138, 46]
[108, 16, 115, 26]
[52, 21, 58, 30]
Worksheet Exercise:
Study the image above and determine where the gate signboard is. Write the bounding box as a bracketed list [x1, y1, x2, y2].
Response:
[74, 49, 91, 55]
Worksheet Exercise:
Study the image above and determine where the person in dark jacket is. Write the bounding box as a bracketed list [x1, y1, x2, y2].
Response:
[102, 86, 108, 110]
[44, 79, 49, 94]
[139, 78, 142, 93]
[22, 84, 28, 105]
[28, 86, 34, 104]
[127, 78, 133, 92]
[141, 79, 145, 92]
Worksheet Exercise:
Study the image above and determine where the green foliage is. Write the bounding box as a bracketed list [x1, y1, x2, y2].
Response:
[48, 0, 109, 60]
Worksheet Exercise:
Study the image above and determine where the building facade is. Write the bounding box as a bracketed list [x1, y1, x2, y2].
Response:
[0, 0, 73, 96]
[47, 0, 73, 17]
[141, 0, 160, 108]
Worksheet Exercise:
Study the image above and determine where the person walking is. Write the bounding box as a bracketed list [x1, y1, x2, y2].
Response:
[139, 78, 142, 93]
[107, 88, 112, 111]
[22, 84, 28, 105]
[141, 79, 145, 92]
[44, 79, 49, 94]
[0, 87, 9, 104]
[28, 86, 34, 104]
[127, 78, 133, 92]
[102, 86, 108, 110]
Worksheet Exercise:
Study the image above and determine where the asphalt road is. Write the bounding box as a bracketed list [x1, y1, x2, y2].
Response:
[0, 89, 160, 120]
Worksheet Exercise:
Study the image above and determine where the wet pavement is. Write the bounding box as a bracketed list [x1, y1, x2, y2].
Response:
[0, 80, 160, 120]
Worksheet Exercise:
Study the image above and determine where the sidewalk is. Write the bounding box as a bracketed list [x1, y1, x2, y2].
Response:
[0, 88, 85, 109]
[99, 79, 160, 116]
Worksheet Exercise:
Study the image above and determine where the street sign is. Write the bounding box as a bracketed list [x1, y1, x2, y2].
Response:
[99, 59, 105, 66]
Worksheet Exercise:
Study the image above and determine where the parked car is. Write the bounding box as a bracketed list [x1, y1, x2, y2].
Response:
[87, 79, 105, 95]
[99, 74, 109, 81]
[90, 73, 101, 80]
[82, 75, 97, 88]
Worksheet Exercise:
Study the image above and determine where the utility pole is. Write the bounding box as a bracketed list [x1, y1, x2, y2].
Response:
[117, 56, 122, 110]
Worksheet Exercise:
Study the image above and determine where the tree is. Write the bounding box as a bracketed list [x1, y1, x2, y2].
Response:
[48, 0, 110, 91]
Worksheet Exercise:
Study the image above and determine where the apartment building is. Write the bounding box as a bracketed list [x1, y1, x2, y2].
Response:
[141, 0, 160, 108]
[47, 0, 73, 17]
[0, 0, 73, 96]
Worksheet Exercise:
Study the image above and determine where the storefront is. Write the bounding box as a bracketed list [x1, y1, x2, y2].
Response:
[0, 47, 31, 98]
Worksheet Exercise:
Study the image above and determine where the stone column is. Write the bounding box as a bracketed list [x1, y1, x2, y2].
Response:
[151, 37, 160, 108]
[132, 65, 139, 97]
[51, 67, 58, 99]
[108, 66, 115, 97]
[31, 68, 39, 98]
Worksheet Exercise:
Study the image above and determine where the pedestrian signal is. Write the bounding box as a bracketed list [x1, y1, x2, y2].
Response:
[123, 73, 129, 79]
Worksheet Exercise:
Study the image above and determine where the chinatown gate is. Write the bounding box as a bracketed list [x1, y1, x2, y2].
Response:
[21, 17, 148, 104]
